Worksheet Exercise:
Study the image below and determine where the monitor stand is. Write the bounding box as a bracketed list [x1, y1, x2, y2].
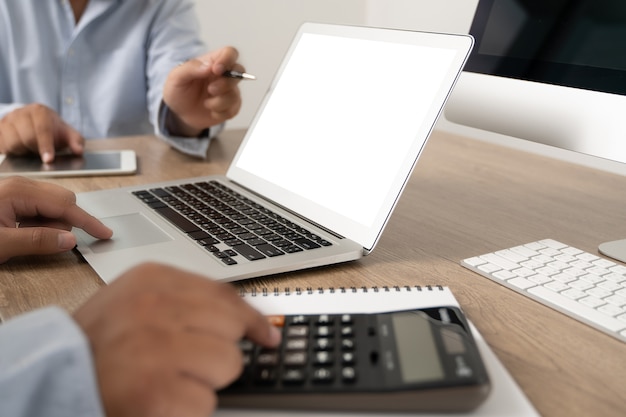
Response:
[598, 239, 626, 264]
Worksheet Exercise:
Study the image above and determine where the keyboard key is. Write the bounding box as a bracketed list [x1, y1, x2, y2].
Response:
[233, 244, 266, 261]
[154, 207, 199, 233]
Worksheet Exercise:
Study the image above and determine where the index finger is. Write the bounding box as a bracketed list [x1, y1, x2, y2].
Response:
[14, 178, 113, 239]
[205, 47, 240, 77]
[63, 204, 113, 240]
[31, 109, 57, 163]
[236, 300, 282, 348]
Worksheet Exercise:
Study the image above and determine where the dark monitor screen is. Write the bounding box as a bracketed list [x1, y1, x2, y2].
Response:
[464, 0, 626, 96]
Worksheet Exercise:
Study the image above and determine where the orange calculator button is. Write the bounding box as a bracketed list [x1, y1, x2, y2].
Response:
[267, 315, 285, 327]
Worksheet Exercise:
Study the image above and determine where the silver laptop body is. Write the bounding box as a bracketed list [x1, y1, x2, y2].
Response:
[75, 23, 473, 283]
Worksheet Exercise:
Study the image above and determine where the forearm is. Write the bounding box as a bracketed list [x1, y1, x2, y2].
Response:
[0, 307, 105, 417]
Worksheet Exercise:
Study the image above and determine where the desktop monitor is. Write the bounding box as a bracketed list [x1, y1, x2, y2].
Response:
[444, 0, 626, 263]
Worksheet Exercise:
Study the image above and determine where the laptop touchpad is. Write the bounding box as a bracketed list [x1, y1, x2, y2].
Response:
[76, 213, 172, 253]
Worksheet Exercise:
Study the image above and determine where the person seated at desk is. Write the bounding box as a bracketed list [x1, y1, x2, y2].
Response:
[0, 176, 281, 417]
[0, 0, 244, 162]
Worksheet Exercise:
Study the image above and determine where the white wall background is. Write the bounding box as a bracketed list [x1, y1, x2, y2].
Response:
[194, 0, 476, 129]
[193, 0, 626, 175]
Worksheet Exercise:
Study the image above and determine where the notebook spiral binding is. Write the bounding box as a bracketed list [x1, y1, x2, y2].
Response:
[240, 285, 445, 297]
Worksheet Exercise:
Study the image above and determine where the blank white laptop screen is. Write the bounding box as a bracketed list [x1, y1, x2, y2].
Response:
[229, 24, 472, 251]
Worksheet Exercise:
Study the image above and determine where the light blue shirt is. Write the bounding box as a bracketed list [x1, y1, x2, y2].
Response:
[0, 0, 218, 158]
[0, 306, 105, 417]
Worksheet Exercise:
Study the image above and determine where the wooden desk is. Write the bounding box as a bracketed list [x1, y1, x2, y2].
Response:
[1, 129, 625, 417]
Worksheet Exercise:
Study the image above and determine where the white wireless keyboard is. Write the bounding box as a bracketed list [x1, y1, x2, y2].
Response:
[462, 239, 626, 343]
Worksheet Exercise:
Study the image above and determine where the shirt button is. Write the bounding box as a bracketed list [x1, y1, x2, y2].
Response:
[65, 96, 74, 105]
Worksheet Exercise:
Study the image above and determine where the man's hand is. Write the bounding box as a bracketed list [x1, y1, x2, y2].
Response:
[0, 176, 112, 263]
[73, 263, 281, 417]
[163, 46, 244, 137]
[0, 103, 84, 163]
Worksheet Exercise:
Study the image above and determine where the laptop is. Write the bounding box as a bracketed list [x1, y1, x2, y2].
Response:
[75, 23, 473, 284]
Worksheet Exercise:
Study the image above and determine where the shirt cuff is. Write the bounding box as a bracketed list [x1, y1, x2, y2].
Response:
[0, 306, 105, 417]
[157, 102, 224, 159]
[0, 103, 25, 120]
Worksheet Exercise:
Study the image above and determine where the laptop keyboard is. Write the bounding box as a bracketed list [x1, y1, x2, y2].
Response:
[132, 180, 332, 266]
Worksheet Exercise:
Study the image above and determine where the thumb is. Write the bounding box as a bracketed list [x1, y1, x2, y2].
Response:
[0, 228, 77, 263]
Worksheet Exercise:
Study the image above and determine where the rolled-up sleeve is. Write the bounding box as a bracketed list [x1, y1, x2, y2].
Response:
[0, 306, 105, 417]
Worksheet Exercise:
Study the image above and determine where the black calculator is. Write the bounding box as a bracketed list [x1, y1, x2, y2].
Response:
[219, 306, 491, 412]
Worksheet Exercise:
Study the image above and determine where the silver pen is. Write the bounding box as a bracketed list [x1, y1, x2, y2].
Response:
[222, 70, 256, 80]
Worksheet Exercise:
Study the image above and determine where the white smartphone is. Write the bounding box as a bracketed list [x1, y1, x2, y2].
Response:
[0, 150, 137, 177]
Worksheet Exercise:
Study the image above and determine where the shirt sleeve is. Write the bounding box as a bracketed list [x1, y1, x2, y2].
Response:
[0, 306, 105, 417]
[146, 0, 221, 159]
[156, 101, 224, 159]
[0, 103, 23, 120]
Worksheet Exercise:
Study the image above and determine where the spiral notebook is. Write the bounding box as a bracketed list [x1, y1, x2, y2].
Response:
[216, 285, 540, 417]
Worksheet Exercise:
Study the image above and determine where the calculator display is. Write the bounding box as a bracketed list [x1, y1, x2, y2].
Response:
[392, 312, 445, 383]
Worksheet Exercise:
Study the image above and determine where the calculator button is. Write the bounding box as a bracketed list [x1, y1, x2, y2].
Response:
[257, 351, 279, 366]
[341, 339, 355, 351]
[341, 367, 357, 382]
[267, 315, 285, 327]
[242, 353, 252, 366]
[341, 314, 353, 324]
[284, 352, 307, 366]
[255, 368, 278, 384]
[312, 368, 334, 383]
[341, 326, 354, 337]
[282, 368, 306, 384]
[314, 338, 333, 350]
[316, 314, 333, 325]
[239, 340, 254, 352]
[285, 338, 307, 350]
[341, 352, 356, 364]
[314, 351, 333, 365]
[290, 315, 309, 325]
[315, 326, 333, 337]
[286, 325, 308, 337]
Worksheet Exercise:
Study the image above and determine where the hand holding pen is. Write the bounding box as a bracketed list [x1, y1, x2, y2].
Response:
[163, 46, 253, 138]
